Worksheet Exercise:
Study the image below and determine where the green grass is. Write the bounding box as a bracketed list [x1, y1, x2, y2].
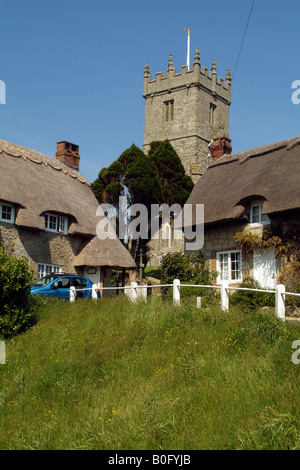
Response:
[0, 295, 299, 450]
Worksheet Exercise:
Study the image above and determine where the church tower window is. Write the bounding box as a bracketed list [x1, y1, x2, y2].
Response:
[164, 100, 174, 122]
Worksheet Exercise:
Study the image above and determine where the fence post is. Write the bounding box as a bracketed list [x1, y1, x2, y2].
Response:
[220, 281, 229, 311]
[275, 284, 285, 320]
[140, 284, 147, 301]
[173, 279, 180, 306]
[70, 286, 76, 302]
[131, 282, 138, 302]
[92, 284, 98, 299]
[197, 297, 201, 309]
[0, 340, 5, 365]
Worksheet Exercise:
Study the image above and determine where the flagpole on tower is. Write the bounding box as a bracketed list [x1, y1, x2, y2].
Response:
[184, 28, 192, 70]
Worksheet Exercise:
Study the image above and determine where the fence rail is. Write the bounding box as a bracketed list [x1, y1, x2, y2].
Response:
[69, 279, 299, 321]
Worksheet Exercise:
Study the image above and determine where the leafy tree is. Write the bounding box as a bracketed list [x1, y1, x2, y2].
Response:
[0, 247, 36, 338]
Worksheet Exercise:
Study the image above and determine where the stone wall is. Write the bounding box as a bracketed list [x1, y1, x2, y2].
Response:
[0, 222, 85, 278]
[184, 222, 271, 285]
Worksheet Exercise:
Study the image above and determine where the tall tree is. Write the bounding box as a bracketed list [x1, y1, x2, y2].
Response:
[147, 140, 194, 206]
[91, 141, 194, 263]
[91, 144, 161, 260]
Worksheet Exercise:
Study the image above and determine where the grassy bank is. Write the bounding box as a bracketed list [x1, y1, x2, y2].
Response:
[0, 295, 299, 450]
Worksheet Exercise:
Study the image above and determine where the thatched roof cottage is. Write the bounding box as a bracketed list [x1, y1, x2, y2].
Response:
[0, 139, 136, 290]
[185, 136, 300, 288]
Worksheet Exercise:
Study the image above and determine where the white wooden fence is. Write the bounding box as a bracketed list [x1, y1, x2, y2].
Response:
[69, 280, 300, 321]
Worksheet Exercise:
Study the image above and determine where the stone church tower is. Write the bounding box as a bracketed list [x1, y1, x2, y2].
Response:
[143, 49, 232, 183]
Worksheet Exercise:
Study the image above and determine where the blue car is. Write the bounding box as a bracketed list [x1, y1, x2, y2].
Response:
[31, 273, 94, 300]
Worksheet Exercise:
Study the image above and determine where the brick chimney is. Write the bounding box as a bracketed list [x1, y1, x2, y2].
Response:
[209, 137, 232, 162]
[56, 141, 80, 170]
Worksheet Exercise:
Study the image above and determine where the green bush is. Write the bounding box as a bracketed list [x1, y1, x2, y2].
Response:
[0, 247, 36, 338]
[161, 252, 217, 302]
[230, 277, 275, 312]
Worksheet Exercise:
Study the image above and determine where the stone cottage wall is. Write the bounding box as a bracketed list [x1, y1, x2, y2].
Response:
[0, 222, 84, 278]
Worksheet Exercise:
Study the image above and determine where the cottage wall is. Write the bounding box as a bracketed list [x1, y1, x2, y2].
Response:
[185, 215, 300, 286]
[0, 222, 85, 278]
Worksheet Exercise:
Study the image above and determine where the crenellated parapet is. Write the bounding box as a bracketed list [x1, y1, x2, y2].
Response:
[143, 47, 231, 183]
[144, 49, 231, 105]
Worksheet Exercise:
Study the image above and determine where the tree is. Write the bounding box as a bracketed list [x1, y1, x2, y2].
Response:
[123, 153, 162, 208]
[91, 141, 194, 263]
[91, 160, 125, 206]
[147, 140, 194, 206]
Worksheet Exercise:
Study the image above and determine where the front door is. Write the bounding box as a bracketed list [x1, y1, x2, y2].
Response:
[253, 248, 276, 289]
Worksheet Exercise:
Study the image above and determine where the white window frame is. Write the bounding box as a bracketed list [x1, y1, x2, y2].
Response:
[250, 201, 270, 227]
[0, 203, 15, 224]
[216, 250, 242, 284]
[37, 263, 62, 279]
[44, 213, 68, 234]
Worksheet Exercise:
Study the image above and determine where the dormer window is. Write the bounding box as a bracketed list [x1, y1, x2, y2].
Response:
[44, 213, 68, 234]
[250, 201, 270, 226]
[0, 203, 15, 223]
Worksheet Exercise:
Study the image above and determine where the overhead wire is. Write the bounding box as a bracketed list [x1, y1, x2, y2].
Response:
[232, 0, 255, 81]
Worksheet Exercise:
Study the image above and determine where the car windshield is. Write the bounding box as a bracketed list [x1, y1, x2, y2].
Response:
[33, 275, 57, 286]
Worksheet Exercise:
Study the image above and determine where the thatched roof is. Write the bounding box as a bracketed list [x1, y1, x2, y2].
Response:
[185, 136, 300, 226]
[73, 236, 136, 269]
[0, 138, 136, 269]
[0, 139, 97, 236]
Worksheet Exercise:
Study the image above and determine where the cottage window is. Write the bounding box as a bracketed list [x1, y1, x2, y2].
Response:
[0, 203, 15, 223]
[37, 263, 62, 279]
[44, 213, 68, 234]
[250, 201, 270, 225]
[217, 250, 242, 283]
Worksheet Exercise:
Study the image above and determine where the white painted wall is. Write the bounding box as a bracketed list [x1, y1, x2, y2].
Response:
[83, 267, 101, 285]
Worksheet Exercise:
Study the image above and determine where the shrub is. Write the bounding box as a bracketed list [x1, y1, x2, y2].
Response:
[0, 247, 36, 338]
[160, 252, 217, 302]
[230, 277, 274, 312]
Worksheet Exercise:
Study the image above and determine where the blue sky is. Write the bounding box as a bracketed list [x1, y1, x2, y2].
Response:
[0, 0, 299, 183]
